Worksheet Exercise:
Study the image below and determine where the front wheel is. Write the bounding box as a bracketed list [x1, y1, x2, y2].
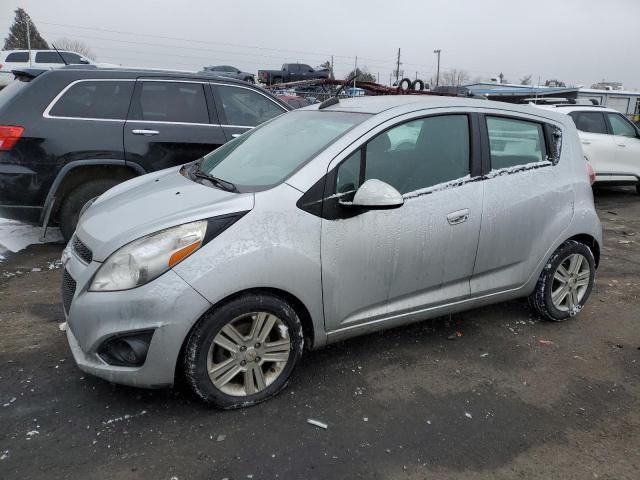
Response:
[529, 240, 596, 321]
[183, 294, 304, 408]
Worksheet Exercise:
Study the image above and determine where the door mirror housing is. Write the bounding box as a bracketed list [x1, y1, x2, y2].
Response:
[342, 179, 404, 209]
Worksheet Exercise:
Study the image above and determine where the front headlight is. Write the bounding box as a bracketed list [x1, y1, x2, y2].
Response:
[90, 220, 207, 292]
[90, 213, 248, 292]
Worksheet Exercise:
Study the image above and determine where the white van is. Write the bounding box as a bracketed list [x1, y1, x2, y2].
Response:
[0, 50, 93, 87]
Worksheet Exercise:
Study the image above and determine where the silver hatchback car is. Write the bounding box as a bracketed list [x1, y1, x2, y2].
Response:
[62, 96, 602, 408]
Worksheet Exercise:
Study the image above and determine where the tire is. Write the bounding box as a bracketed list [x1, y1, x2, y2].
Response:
[398, 78, 412, 91]
[244, 76, 255, 84]
[411, 79, 425, 91]
[528, 240, 596, 321]
[636, 183, 640, 195]
[59, 179, 121, 241]
[183, 293, 304, 408]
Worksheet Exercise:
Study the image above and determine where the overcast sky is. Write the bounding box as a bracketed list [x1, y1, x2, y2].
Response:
[1, 0, 639, 89]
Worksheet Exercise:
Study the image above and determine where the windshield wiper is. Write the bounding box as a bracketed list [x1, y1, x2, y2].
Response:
[192, 162, 237, 192]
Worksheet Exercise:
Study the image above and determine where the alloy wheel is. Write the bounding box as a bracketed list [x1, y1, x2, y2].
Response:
[551, 253, 591, 312]
[207, 312, 291, 396]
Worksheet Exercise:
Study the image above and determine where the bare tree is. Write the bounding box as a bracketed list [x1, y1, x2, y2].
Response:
[54, 37, 95, 60]
[440, 69, 470, 87]
[520, 74, 533, 85]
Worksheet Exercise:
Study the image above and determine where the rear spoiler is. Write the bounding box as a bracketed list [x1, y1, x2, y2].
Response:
[11, 68, 47, 81]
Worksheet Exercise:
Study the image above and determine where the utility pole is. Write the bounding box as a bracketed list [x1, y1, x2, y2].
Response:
[330, 55, 334, 80]
[395, 48, 401, 84]
[433, 49, 441, 87]
[26, 20, 32, 66]
[354, 56, 358, 90]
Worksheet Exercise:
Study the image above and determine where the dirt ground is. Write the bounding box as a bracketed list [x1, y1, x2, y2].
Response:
[0, 187, 638, 480]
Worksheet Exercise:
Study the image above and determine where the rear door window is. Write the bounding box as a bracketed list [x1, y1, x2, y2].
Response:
[569, 111, 608, 134]
[486, 116, 546, 169]
[34, 51, 84, 64]
[35, 51, 64, 63]
[48, 80, 134, 120]
[607, 113, 637, 137]
[5, 52, 29, 62]
[215, 85, 286, 126]
[129, 81, 209, 124]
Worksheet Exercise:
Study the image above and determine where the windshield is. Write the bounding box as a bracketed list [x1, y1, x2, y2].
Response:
[199, 110, 370, 190]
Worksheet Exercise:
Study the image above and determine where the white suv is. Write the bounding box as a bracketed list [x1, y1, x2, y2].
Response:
[539, 105, 640, 193]
[0, 50, 93, 87]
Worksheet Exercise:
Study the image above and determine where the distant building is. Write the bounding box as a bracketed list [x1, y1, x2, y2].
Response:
[463, 82, 640, 122]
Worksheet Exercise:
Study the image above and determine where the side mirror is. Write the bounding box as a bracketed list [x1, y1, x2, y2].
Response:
[341, 179, 404, 209]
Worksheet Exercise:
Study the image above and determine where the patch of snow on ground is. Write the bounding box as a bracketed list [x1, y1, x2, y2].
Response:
[0, 218, 63, 258]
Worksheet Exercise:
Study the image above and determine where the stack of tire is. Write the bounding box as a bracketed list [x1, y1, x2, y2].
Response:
[397, 78, 427, 92]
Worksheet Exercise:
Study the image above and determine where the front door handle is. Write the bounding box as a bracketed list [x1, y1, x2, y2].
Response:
[132, 129, 159, 136]
[617, 143, 626, 147]
[231, 133, 242, 138]
[581, 140, 591, 145]
[447, 209, 469, 226]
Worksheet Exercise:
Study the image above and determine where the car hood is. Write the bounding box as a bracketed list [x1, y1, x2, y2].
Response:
[76, 166, 254, 262]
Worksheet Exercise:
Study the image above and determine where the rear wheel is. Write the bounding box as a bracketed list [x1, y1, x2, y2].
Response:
[244, 76, 255, 84]
[529, 240, 596, 321]
[183, 294, 304, 408]
[58, 179, 120, 241]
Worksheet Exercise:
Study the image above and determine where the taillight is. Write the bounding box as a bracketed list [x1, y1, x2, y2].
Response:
[586, 161, 596, 185]
[0, 126, 24, 150]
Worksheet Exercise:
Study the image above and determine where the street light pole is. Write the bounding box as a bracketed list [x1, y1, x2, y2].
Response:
[433, 49, 441, 88]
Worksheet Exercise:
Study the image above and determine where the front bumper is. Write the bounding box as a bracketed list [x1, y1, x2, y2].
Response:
[63, 241, 212, 388]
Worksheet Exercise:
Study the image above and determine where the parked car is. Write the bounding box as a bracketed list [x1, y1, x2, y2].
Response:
[537, 105, 640, 194]
[276, 95, 311, 109]
[258, 63, 330, 85]
[0, 49, 94, 88]
[200, 65, 255, 83]
[0, 65, 289, 240]
[63, 96, 601, 408]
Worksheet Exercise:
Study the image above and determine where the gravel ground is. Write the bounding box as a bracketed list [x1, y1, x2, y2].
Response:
[0, 187, 638, 480]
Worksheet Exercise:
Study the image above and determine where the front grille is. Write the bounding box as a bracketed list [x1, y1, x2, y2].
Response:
[62, 269, 77, 315]
[72, 236, 93, 264]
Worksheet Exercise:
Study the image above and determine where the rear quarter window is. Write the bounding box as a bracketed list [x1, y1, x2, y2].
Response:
[48, 80, 134, 120]
[5, 52, 29, 62]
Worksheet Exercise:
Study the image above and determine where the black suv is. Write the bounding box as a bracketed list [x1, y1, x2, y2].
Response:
[0, 66, 289, 239]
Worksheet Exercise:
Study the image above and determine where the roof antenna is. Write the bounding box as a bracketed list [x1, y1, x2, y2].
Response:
[51, 44, 69, 66]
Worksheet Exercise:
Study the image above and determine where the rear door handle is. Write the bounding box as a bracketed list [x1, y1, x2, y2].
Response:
[132, 129, 159, 136]
[581, 140, 591, 145]
[231, 133, 242, 138]
[447, 209, 469, 225]
[617, 143, 626, 147]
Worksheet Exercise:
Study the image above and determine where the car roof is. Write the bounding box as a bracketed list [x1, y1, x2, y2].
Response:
[39, 65, 256, 85]
[2, 49, 77, 53]
[313, 95, 571, 123]
[535, 104, 619, 114]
